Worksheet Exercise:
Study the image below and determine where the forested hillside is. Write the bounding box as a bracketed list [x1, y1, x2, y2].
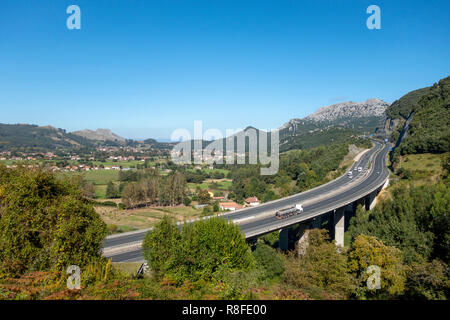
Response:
[387, 86, 431, 120]
[381, 76, 449, 158]
[0, 123, 174, 153]
[0, 124, 95, 152]
[398, 76, 450, 155]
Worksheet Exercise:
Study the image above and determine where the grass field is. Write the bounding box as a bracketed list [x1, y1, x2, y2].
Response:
[111, 262, 143, 276]
[59, 170, 120, 199]
[83, 170, 120, 184]
[397, 153, 446, 183]
[187, 178, 232, 193]
[96, 205, 204, 231]
[0, 160, 16, 165]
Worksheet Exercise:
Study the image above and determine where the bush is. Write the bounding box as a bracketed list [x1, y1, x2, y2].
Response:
[142, 216, 181, 279]
[283, 229, 352, 299]
[96, 200, 117, 207]
[106, 224, 119, 235]
[348, 234, 406, 299]
[183, 197, 192, 206]
[143, 217, 255, 284]
[202, 206, 212, 215]
[405, 259, 449, 300]
[252, 244, 284, 280]
[0, 165, 107, 277]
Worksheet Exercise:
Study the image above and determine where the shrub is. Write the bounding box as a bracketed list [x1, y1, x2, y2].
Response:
[404, 259, 449, 300]
[0, 165, 107, 277]
[252, 243, 284, 280]
[143, 217, 255, 284]
[283, 229, 352, 299]
[348, 234, 406, 299]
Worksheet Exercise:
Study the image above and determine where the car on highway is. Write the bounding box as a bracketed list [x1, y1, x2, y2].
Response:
[358, 166, 362, 172]
[348, 171, 353, 178]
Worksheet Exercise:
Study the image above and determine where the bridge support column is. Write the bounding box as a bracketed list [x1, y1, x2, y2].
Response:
[312, 216, 321, 229]
[365, 191, 377, 211]
[344, 203, 355, 230]
[279, 228, 289, 250]
[297, 224, 310, 256]
[333, 208, 345, 248]
[382, 178, 389, 190]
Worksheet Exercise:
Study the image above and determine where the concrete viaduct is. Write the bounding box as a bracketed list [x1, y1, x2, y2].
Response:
[102, 140, 390, 262]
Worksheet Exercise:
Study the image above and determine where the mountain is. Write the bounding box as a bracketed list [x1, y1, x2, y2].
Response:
[0, 124, 95, 151]
[280, 99, 388, 136]
[0, 124, 173, 153]
[376, 86, 432, 139]
[71, 128, 126, 144]
[193, 99, 387, 155]
[306, 98, 388, 122]
[278, 99, 389, 151]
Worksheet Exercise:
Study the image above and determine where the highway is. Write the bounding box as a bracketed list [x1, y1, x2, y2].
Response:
[102, 140, 389, 262]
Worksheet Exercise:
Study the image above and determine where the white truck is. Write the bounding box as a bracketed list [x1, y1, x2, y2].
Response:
[275, 204, 303, 219]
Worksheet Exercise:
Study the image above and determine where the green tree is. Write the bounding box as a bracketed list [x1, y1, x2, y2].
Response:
[252, 243, 284, 280]
[0, 165, 107, 276]
[105, 181, 120, 198]
[143, 217, 255, 284]
[405, 259, 449, 300]
[348, 234, 406, 299]
[142, 216, 181, 279]
[196, 189, 211, 204]
[283, 229, 352, 299]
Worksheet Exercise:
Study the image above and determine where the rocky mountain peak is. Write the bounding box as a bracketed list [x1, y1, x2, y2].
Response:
[305, 99, 389, 122]
[71, 128, 126, 143]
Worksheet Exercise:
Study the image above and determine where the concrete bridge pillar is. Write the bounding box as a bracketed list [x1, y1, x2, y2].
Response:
[279, 228, 289, 250]
[382, 178, 389, 190]
[333, 208, 345, 248]
[312, 216, 321, 229]
[297, 224, 310, 256]
[365, 191, 377, 211]
[344, 202, 356, 230]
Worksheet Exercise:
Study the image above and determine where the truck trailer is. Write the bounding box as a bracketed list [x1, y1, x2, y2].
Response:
[275, 204, 303, 219]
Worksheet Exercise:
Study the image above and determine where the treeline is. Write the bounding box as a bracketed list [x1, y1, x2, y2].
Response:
[142, 215, 430, 300]
[184, 170, 225, 184]
[349, 183, 449, 265]
[279, 128, 372, 152]
[120, 171, 187, 208]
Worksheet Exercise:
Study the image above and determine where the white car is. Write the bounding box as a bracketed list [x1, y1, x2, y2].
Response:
[347, 171, 353, 178]
[358, 167, 362, 172]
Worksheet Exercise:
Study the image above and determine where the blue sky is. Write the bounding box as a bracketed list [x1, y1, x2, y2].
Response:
[1, 0, 449, 140]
